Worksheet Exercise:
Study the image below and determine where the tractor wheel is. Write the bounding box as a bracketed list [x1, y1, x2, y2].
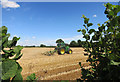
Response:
[68, 49, 72, 54]
[58, 48, 65, 55]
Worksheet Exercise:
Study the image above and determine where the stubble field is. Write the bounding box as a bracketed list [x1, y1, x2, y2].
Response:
[18, 47, 89, 80]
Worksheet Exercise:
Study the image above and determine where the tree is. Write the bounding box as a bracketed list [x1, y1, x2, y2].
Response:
[69, 40, 78, 47]
[56, 39, 64, 43]
[77, 3, 120, 80]
[77, 40, 82, 47]
[40, 44, 46, 47]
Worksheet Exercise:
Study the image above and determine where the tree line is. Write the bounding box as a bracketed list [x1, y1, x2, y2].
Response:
[17, 39, 85, 48]
[55, 39, 85, 47]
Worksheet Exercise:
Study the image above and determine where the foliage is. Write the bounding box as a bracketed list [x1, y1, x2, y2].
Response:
[77, 3, 120, 80]
[23, 45, 36, 48]
[77, 40, 82, 47]
[69, 40, 78, 47]
[69, 40, 83, 47]
[26, 73, 38, 81]
[1, 26, 37, 81]
[56, 39, 64, 43]
[40, 44, 46, 47]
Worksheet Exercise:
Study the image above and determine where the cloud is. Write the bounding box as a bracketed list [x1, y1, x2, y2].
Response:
[41, 40, 56, 46]
[63, 35, 83, 42]
[32, 36, 36, 39]
[43, 35, 84, 45]
[93, 15, 97, 17]
[1, 0, 20, 8]
[17, 35, 84, 46]
[25, 40, 29, 42]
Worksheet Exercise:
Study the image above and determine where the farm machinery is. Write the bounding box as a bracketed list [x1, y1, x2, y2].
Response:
[43, 42, 72, 56]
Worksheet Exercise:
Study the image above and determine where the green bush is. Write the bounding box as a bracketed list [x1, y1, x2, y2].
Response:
[0, 26, 37, 81]
[77, 3, 120, 80]
[77, 40, 82, 47]
[69, 40, 83, 47]
[40, 44, 46, 47]
[69, 40, 78, 47]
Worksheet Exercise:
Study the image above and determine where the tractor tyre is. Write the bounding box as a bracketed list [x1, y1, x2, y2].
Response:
[58, 48, 65, 55]
[68, 49, 72, 54]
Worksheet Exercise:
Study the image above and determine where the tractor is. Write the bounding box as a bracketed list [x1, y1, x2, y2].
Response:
[42, 42, 72, 56]
[54, 42, 72, 55]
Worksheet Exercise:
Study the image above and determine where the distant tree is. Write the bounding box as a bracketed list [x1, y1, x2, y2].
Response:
[40, 44, 46, 47]
[32, 45, 36, 47]
[69, 40, 78, 47]
[81, 41, 86, 46]
[56, 39, 64, 43]
[77, 40, 82, 47]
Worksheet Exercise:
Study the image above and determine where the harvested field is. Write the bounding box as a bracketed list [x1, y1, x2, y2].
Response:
[18, 47, 89, 80]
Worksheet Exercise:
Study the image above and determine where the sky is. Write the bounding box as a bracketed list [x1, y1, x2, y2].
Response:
[1, 1, 118, 46]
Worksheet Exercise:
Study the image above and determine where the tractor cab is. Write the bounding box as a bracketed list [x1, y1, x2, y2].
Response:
[55, 42, 72, 55]
[57, 42, 65, 47]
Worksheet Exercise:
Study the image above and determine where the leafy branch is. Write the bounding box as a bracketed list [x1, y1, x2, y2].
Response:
[77, 3, 120, 80]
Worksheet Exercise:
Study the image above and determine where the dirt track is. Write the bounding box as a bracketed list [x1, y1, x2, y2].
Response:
[18, 47, 89, 80]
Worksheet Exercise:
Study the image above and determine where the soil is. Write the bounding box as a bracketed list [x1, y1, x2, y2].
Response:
[18, 47, 89, 80]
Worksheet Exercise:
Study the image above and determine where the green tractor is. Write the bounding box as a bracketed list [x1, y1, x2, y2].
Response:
[55, 42, 72, 55]
[43, 42, 72, 56]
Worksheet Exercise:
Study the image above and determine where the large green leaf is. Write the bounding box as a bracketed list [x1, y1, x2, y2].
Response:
[83, 24, 87, 29]
[7, 40, 12, 48]
[12, 73, 23, 82]
[104, 3, 113, 10]
[110, 60, 120, 66]
[13, 45, 23, 53]
[10, 62, 23, 81]
[9, 37, 20, 47]
[88, 29, 95, 34]
[87, 23, 93, 27]
[2, 34, 10, 49]
[82, 29, 86, 35]
[84, 18, 89, 24]
[81, 15, 86, 18]
[12, 46, 23, 60]
[77, 29, 81, 32]
[2, 60, 18, 80]
[2, 26, 8, 35]
[16, 62, 22, 73]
